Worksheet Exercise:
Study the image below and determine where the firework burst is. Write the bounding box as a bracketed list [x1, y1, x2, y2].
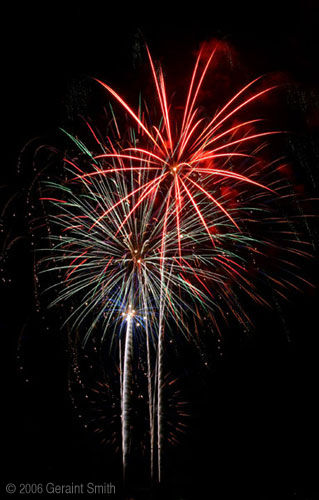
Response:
[37, 42, 313, 484]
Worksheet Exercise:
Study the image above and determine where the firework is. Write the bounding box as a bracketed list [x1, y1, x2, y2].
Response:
[39, 156, 226, 480]
[38, 42, 312, 484]
[86, 44, 305, 481]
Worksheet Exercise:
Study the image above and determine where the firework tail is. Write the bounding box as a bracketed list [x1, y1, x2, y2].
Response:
[157, 266, 175, 484]
[119, 337, 123, 430]
[141, 279, 155, 481]
[157, 199, 170, 484]
[157, 311, 165, 483]
[121, 304, 134, 482]
[146, 323, 155, 482]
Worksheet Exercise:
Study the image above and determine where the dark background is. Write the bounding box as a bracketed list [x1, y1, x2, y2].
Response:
[2, 2, 319, 499]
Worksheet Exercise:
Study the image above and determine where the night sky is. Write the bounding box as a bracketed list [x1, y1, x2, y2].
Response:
[2, 2, 319, 499]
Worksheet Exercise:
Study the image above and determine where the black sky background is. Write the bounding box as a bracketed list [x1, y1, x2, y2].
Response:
[2, 2, 319, 499]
